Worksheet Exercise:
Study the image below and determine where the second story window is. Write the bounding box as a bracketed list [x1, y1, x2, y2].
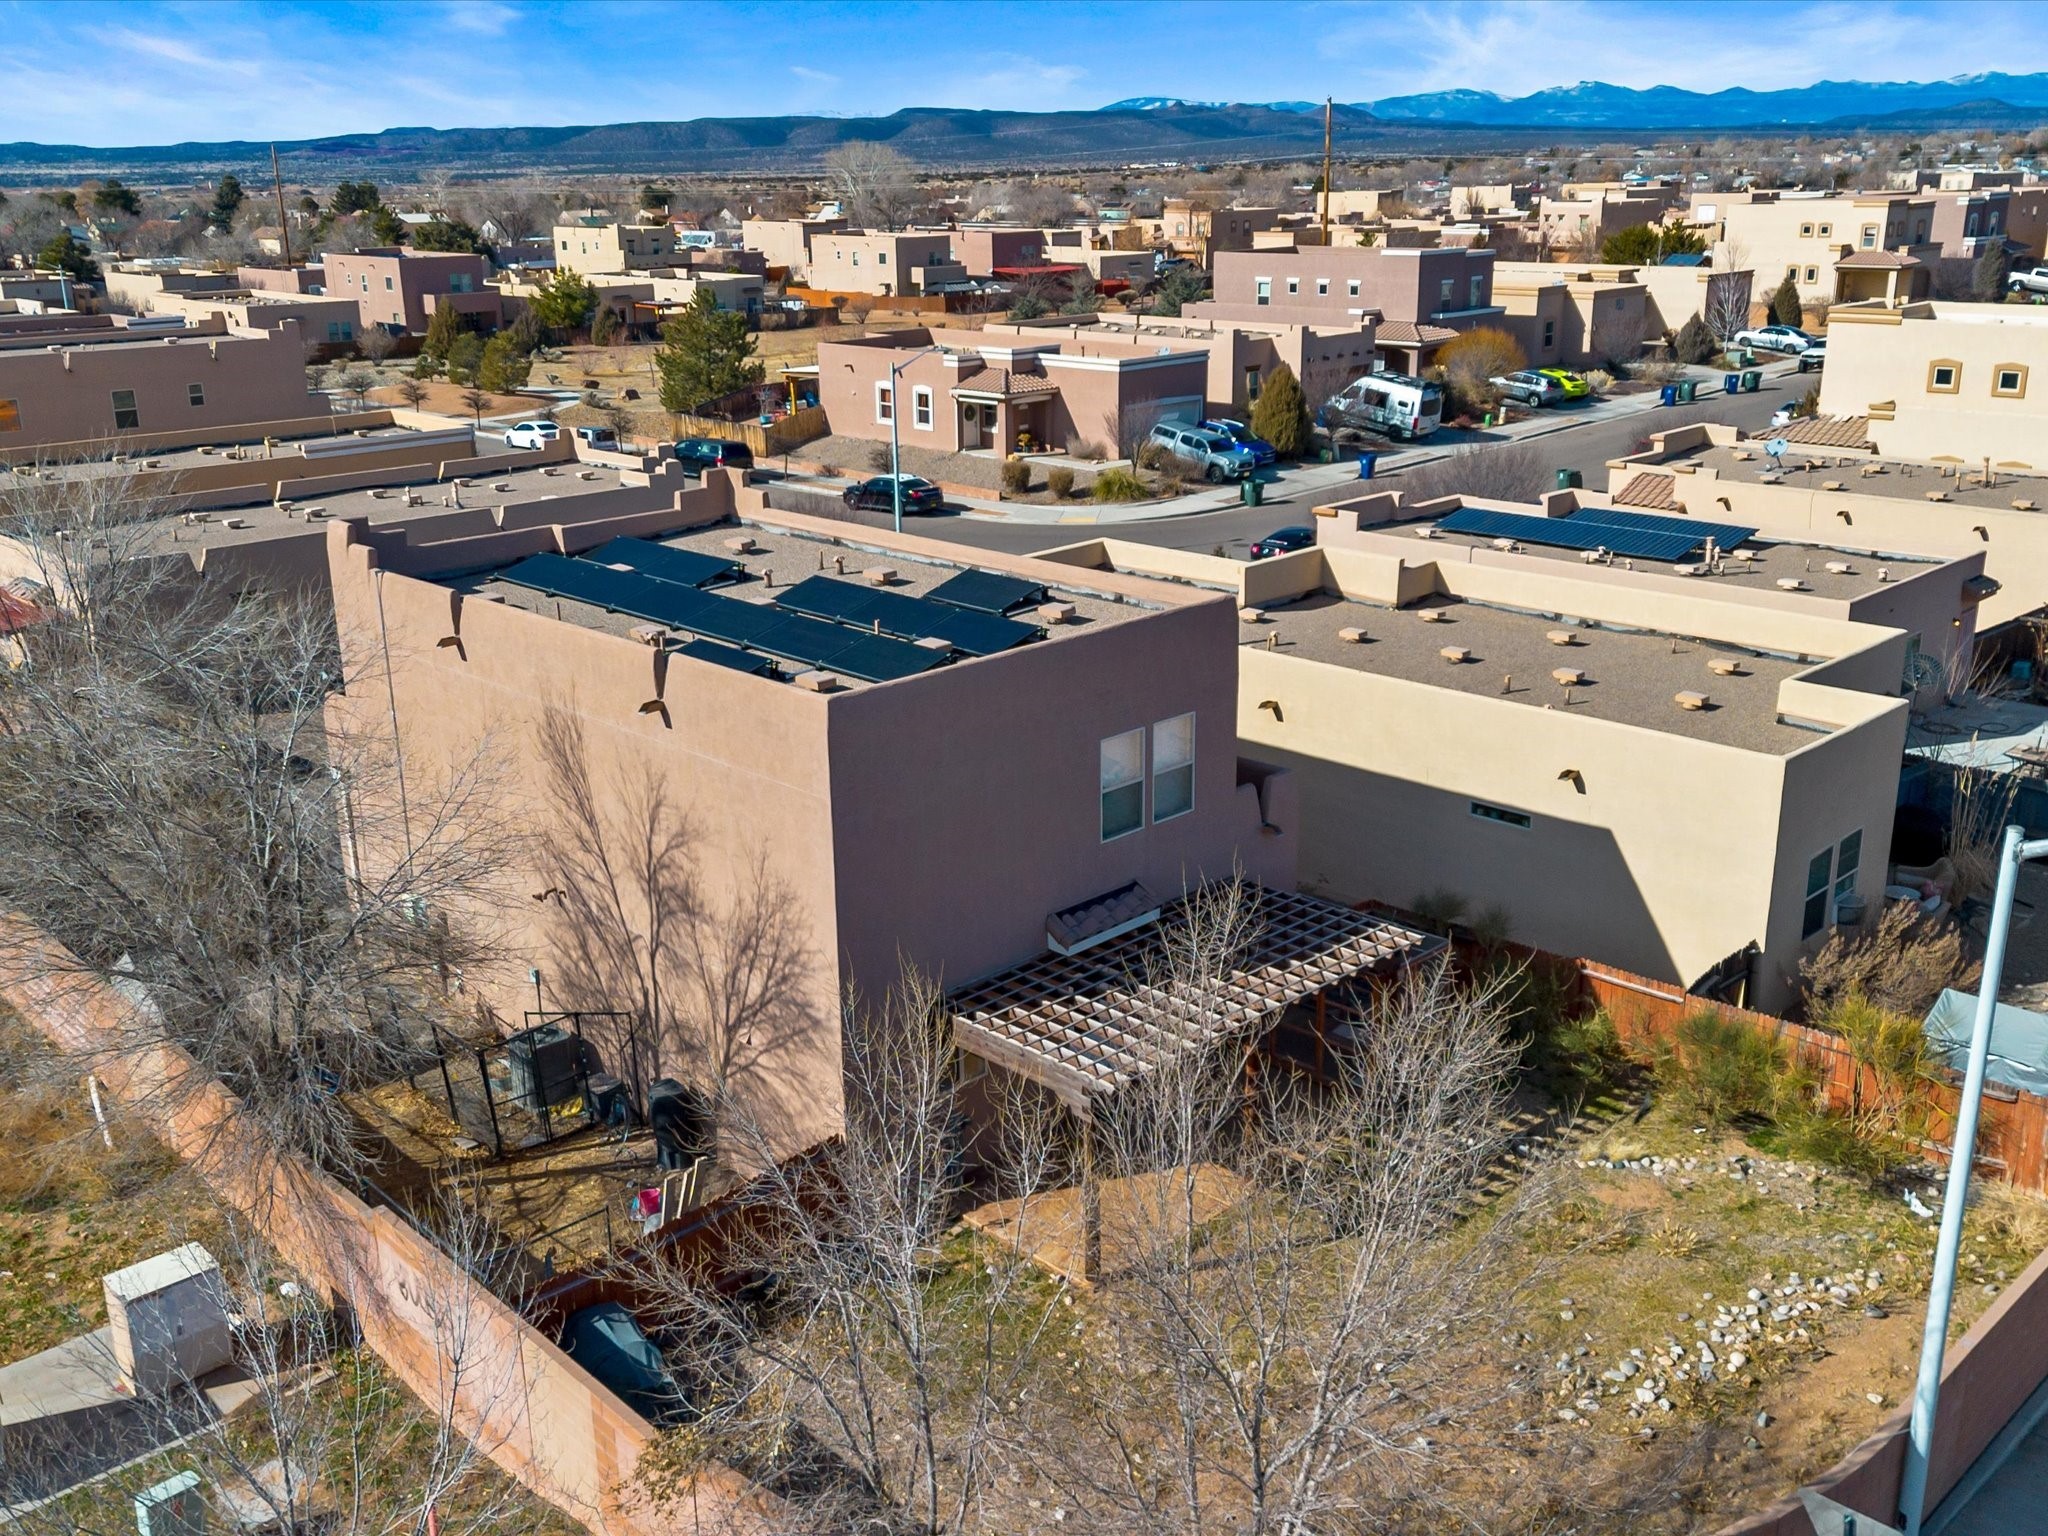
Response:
[912, 385, 933, 429]
[1469, 274, 1485, 308]
[1255, 277, 1271, 306]
[1438, 277, 1455, 308]
[1316, 278, 1328, 296]
[874, 382, 893, 423]
[384, 276, 394, 291]
[187, 383, 205, 407]
[1100, 729, 1144, 841]
[0, 399, 19, 433]
[1151, 714, 1194, 822]
[110, 389, 139, 430]
[1286, 277, 1299, 295]
[449, 273, 473, 293]
[1348, 279, 1360, 297]
[1861, 225, 1877, 249]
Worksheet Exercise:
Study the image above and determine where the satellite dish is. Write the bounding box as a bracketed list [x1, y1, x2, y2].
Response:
[1764, 437, 1790, 460]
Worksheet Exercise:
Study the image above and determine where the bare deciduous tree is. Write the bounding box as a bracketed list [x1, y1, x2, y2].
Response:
[1392, 442, 1553, 506]
[822, 141, 922, 231]
[0, 464, 516, 1193]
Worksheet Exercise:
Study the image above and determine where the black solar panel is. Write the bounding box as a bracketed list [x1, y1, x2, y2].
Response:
[825, 634, 952, 683]
[682, 594, 785, 648]
[1565, 507, 1756, 552]
[1433, 507, 1705, 563]
[751, 613, 858, 670]
[582, 537, 743, 589]
[498, 553, 674, 617]
[927, 569, 1048, 614]
[675, 638, 775, 676]
[922, 608, 1039, 657]
[774, 575, 1039, 656]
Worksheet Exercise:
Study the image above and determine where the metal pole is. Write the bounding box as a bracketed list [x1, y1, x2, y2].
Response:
[1900, 824, 2035, 1535]
[890, 359, 905, 535]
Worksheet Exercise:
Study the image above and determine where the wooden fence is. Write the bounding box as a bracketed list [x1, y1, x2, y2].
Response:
[669, 404, 828, 457]
[1581, 961, 2048, 1196]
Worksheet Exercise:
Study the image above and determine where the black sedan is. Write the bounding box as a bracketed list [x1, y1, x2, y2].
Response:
[1250, 525, 1315, 559]
[844, 474, 944, 514]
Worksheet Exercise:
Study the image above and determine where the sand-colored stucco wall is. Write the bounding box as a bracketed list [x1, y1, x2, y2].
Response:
[1821, 303, 2048, 465]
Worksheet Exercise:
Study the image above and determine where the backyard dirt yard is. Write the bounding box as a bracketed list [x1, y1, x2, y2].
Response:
[1418, 1092, 2039, 1533]
[0, 1011, 226, 1360]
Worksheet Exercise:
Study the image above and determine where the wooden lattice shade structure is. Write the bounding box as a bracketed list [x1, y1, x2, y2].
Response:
[950, 884, 1445, 1114]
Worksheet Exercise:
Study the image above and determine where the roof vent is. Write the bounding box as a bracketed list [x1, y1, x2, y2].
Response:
[1707, 657, 1745, 677]
[1414, 525, 1438, 539]
[1824, 560, 1853, 575]
[221, 517, 247, 529]
[1732, 549, 1760, 563]
[1037, 601, 1077, 624]
[1674, 562, 1708, 576]
[629, 624, 665, 646]
[866, 566, 898, 586]
[1674, 690, 1710, 711]
[1239, 606, 1268, 624]
[796, 671, 841, 692]
[1490, 537, 1520, 552]
[1551, 667, 1585, 686]
[1877, 566, 1890, 582]
[1546, 629, 1577, 646]
[1776, 577, 1807, 591]
[1578, 549, 1603, 564]
[1418, 607, 1447, 623]
[726, 536, 758, 554]
[1338, 626, 1368, 643]
[1439, 646, 1470, 663]
[914, 635, 953, 652]
[303, 506, 328, 519]
[493, 482, 512, 492]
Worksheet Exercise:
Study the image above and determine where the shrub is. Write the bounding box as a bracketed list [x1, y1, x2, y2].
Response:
[1673, 314, 1717, 365]
[1802, 903, 1976, 1020]
[1638, 358, 1684, 387]
[1090, 466, 1147, 502]
[1768, 274, 1803, 328]
[1046, 466, 1075, 498]
[1136, 441, 1170, 471]
[1651, 1008, 1784, 1125]
[1249, 363, 1312, 457]
[1581, 368, 1614, 395]
[1066, 437, 1107, 462]
[998, 458, 1030, 495]
[866, 445, 892, 472]
[1435, 326, 1527, 414]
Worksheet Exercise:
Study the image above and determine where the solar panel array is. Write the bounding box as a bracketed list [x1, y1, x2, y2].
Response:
[773, 574, 1038, 657]
[927, 568, 1047, 615]
[492, 538, 1039, 686]
[1564, 506, 1756, 552]
[1434, 507, 1710, 563]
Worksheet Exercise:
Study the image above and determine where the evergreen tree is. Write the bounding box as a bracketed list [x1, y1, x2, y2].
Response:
[530, 269, 598, 338]
[208, 173, 245, 232]
[332, 180, 381, 215]
[443, 331, 485, 387]
[1149, 266, 1208, 317]
[477, 334, 531, 394]
[37, 231, 100, 282]
[1768, 274, 1804, 328]
[422, 300, 463, 363]
[1248, 363, 1311, 458]
[589, 303, 621, 347]
[409, 217, 489, 256]
[502, 306, 544, 356]
[1972, 242, 2013, 302]
[655, 289, 761, 414]
[91, 178, 140, 217]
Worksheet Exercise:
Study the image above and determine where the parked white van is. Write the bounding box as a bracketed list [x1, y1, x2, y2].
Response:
[1319, 372, 1443, 441]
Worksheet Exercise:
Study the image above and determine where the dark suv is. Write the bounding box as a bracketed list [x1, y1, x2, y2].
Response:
[672, 438, 755, 476]
[1250, 526, 1315, 559]
[844, 474, 944, 514]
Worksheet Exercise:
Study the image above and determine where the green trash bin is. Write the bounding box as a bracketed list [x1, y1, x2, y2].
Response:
[1743, 369, 1762, 392]
[1241, 476, 1264, 507]
[1676, 379, 1698, 404]
[1555, 468, 1584, 491]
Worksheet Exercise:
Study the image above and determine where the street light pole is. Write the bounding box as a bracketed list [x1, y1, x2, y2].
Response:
[887, 343, 945, 536]
[1899, 822, 2048, 1536]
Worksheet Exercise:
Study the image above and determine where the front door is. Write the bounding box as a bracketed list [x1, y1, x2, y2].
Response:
[961, 401, 983, 450]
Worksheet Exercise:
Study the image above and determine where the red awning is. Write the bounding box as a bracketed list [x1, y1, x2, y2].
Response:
[992, 264, 1082, 278]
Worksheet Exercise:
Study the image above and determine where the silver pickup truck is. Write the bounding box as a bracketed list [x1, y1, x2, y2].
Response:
[2009, 265, 2048, 297]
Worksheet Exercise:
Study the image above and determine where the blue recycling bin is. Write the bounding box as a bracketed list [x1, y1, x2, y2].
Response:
[1356, 452, 1378, 480]
[1660, 384, 1678, 406]
[1724, 373, 1742, 395]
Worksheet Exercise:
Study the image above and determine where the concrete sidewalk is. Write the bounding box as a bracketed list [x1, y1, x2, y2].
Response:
[957, 358, 1804, 527]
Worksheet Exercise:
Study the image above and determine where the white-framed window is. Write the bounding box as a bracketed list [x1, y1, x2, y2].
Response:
[1255, 277, 1271, 306]
[110, 389, 139, 430]
[912, 385, 933, 430]
[187, 383, 205, 407]
[1470, 800, 1530, 830]
[1803, 266, 1818, 283]
[1928, 360, 1961, 394]
[1100, 729, 1144, 841]
[1994, 364, 2028, 398]
[384, 275, 394, 291]
[1347, 278, 1360, 297]
[1800, 223, 1814, 237]
[1286, 277, 1299, 295]
[1861, 225, 1878, 249]
[1151, 713, 1194, 823]
[1818, 223, 1832, 238]
[874, 382, 893, 423]
[1316, 278, 1329, 296]
[1802, 846, 1833, 938]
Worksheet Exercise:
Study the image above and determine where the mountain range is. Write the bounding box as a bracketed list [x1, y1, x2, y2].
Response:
[0, 73, 2041, 181]
[1109, 72, 2048, 131]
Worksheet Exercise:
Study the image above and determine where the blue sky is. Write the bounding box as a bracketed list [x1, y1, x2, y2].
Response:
[2, 0, 2043, 146]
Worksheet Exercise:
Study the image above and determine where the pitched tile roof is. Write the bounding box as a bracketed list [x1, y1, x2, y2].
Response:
[1375, 321, 1458, 347]
[951, 368, 1059, 400]
[1776, 414, 1871, 449]
[1613, 471, 1682, 511]
[1836, 251, 1924, 269]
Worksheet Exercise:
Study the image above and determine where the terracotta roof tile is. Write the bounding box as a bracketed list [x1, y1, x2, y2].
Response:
[1614, 472, 1681, 511]
[1375, 321, 1458, 347]
[1776, 414, 1871, 449]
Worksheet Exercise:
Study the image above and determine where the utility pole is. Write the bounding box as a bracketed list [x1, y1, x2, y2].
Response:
[1320, 98, 1333, 247]
[270, 143, 292, 267]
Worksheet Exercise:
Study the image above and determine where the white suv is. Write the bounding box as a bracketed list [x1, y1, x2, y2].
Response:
[1733, 325, 1817, 354]
[503, 420, 561, 450]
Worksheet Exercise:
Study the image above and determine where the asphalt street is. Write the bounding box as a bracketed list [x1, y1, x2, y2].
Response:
[913, 380, 1797, 559]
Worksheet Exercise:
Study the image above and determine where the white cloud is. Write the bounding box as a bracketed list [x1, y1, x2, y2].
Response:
[443, 1, 518, 35]
[791, 64, 840, 85]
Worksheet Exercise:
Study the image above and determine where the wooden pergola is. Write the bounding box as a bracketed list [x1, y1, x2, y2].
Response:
[950, 884, 1444, 1279]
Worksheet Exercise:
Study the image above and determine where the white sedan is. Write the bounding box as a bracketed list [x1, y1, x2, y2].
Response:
[503, 420, 561, 450]
[1733, 325, 1818, 354]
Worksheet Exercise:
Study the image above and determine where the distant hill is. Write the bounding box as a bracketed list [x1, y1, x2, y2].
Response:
[3, 74, 2042, 182]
